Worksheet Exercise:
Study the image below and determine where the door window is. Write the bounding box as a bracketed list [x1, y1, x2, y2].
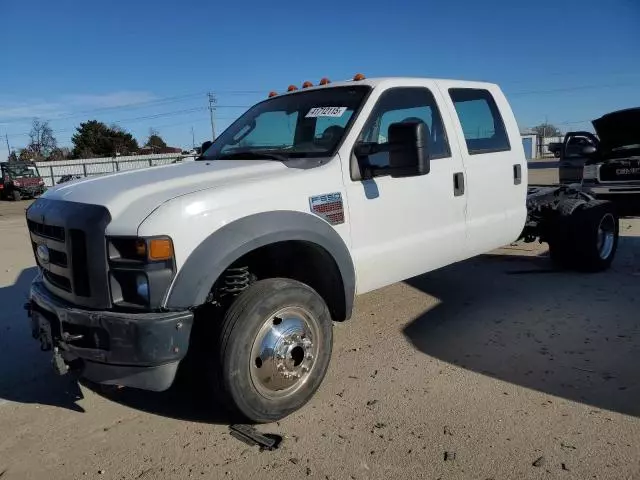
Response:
[449, 88, 510, 155]
[357, 87, 451, 174]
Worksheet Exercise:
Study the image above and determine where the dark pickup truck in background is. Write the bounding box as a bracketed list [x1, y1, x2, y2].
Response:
[559, 107, 640, 198]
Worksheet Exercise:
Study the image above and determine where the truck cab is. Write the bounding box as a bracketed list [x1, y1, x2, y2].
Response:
[1, 162, 46, 200]
[25, 75, 617, 423]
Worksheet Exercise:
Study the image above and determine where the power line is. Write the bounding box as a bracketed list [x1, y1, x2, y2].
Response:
[509, 80, 639, 97]
[0, 90, 264, 125]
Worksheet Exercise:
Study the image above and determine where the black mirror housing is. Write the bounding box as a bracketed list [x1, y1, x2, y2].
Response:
[387, 122, 430, 177]
[201, 141, 213, 154]
[581, 145, 597, 156]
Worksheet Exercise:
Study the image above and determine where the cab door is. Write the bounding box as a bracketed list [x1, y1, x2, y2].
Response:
[341, 84, 468, 294]
[440, 85, 528, 257]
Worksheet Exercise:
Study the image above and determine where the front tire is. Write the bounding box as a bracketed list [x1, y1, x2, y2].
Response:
[213, 278, 333, 423]
[12, 190, 21, 201]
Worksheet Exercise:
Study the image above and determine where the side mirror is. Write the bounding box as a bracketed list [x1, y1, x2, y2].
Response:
[387, 121, 430, 177]
[581, 145, 597, 156]
[201, 141, 213, 153]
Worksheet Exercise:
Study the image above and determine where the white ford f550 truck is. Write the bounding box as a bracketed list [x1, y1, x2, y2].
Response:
[25, 75, 619, 423]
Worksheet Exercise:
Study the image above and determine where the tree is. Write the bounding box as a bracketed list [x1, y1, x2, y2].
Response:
[532, 123, 561, 138]
[48, 147, 71, 161]
[71, 120, 139, 158]
[145, 128, 167, 151]
[8, 151, 18, 163]
[18, 148, 36, 162]
[27, 118, 57, 158]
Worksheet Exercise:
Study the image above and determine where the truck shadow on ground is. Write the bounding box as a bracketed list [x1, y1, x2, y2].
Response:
[403, 235, 640, 418]
[0, 266, 85, 412]
[81, 370, 239, 425]
[0, 268, 236, 422]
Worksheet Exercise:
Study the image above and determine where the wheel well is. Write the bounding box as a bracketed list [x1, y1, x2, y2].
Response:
[216, 240, 348, 321]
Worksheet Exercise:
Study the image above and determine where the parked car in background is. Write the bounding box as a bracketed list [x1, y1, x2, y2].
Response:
[558, 132, 599, 184]
[581, 107, 640, 197]
[0, 162, 46, 200]
[547, 142, 562, 158]
[57, 174, 83, 184]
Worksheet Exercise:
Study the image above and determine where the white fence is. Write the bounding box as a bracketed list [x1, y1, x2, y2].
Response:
[34, 153, 196, 187]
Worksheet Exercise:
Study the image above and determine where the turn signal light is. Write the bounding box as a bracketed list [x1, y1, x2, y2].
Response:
[319, 77, 331, 85]
[353, 73, 365, 81]
[287, 85, 298, 92]
[149, 238, 173, 261]
[135, 239, 147, 257]
[302, 81, 313, 88]
[268, 91, 278, 97]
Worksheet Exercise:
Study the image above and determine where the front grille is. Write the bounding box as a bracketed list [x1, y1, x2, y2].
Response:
[599, 160, 640, 182]
[70, 229, 90, 297]
[27, 199, 111, 309]
[29, 220, 89, 297]
[27, 219, 65, 242]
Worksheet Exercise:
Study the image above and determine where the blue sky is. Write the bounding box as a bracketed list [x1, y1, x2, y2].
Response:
[1, 0, 639, 159]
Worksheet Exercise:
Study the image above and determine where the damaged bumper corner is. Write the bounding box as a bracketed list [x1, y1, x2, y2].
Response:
[27, 280, 194, 392]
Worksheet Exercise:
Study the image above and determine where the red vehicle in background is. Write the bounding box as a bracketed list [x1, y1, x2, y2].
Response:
[0, 162, 46, 200]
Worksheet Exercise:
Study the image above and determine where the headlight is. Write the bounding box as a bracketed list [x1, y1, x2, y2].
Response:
[107, 236, 175, 308]
[583, 164, 599, 180]
[135, 274, 149, 303]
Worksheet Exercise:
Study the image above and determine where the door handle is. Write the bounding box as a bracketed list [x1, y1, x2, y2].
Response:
[453, 172, 465, 196]
[513, 164, 522, 185]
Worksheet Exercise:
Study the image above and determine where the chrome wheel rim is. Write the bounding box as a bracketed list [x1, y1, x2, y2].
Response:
[249, 306, 320, 400]
[596, 213, 616, 260]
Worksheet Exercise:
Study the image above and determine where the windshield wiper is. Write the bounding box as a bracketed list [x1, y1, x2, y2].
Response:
[213, 151, 289, 162]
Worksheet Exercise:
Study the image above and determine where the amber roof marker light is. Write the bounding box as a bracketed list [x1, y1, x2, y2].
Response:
[319, 77, 331, 85]
[287, 85, 298, 92]
[302, 81, 313, 89]
[353, 73, 366, 81]
[268, 91, 278, 97]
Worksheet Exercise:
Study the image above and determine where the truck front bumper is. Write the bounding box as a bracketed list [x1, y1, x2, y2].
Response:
[27, 279, 194, 392]
[582, 182, 640, 195]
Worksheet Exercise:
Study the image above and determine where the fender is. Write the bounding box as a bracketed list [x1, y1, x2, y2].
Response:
[164, 210, 356, 318]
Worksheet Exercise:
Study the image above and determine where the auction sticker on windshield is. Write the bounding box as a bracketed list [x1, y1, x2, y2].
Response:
[306, 107, 347, 118]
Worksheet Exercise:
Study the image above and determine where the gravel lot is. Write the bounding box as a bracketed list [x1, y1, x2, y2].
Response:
[0, 167, 639, 480]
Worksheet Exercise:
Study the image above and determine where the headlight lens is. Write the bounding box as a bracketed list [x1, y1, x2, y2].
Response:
[135, 274, 149, 303]
[583, 164, 599, 180]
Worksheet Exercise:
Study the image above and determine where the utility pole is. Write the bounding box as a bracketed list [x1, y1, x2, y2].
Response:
[5, 134, 10, 156]
[191, 126, 195, 149]
[207, 92, 217, 140]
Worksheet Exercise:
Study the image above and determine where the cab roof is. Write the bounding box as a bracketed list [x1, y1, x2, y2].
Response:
[275, 76, 500, 96]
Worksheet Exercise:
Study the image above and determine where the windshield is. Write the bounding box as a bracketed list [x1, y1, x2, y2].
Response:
[200, 86, 370, 160]
[5, 164, 37, 178]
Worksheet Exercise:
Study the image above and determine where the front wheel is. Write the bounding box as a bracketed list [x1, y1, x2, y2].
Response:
[212, 278, 333, 423]
[12, 190, 21, 201]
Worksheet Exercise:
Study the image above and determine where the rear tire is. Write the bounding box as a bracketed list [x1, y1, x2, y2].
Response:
[212, 278, 333, 423]
[548, 199, 619, 272]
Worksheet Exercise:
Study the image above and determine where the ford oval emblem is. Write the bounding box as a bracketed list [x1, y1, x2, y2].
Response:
[36, 244, 50, 264]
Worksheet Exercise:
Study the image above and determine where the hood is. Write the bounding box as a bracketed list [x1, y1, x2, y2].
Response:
[592, 107, 640, 152]
[13, 176, 42, 186]
[42, 159, 290, 230]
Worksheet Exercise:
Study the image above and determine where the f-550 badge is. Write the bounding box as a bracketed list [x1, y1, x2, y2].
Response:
[309, 192, 345, 225]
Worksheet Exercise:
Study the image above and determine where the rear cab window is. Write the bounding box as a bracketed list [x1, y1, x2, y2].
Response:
[449, 88, 510, 155]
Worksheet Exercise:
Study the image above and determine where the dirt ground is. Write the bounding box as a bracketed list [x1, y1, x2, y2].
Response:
[1, 167, 639, 480]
